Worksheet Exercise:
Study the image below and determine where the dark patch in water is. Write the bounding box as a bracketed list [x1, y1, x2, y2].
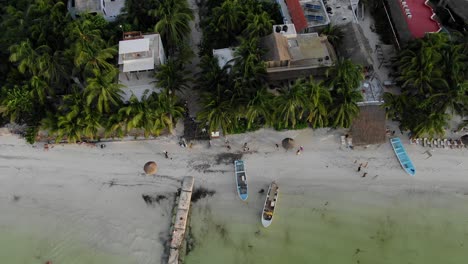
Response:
[191, 187, 216, 202]
[215, 152, 243, 165]
[142, 194, 168, 205]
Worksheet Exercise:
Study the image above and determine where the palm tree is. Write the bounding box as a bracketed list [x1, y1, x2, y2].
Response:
[320, 25, 344, 48]
[303, 77, 331, 128]
[154, 0, 194, 53]
[195, 55, 230, 93]
[326, 58, 364, 91]
[274, 79, 307, 129]
[213, 0, 245, 43]
[396, 47, 447, 95]
[232, 37, 266, 95]
[197, 86, 238, 135]
[412, 112, 449, 137]
[0, 85, 33, 123]
[85, 68, 124, 113]
[244, 87, 275, 128]
[154, 91, 185, 134]
[244, 12, 274, 38]
[54, 91, 102, 143]
[73, 44, 118, 78]
[155, 59, 191, 94]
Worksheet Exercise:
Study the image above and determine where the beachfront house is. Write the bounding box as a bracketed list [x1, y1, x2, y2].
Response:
[68, 0, 125, 21]
[276, 0, 330, 32]
[260, 28, 336, 82]
[118, 31, 166, 101]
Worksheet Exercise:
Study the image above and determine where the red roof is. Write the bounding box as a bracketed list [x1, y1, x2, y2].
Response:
[285, 0, 308, 32]
[399, 0, 440, 38]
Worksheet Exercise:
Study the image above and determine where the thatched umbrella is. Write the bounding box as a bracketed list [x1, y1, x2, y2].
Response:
[144, 161, 158, 175]
[461, 134, 468, 145]
[282, 138, 295, 150]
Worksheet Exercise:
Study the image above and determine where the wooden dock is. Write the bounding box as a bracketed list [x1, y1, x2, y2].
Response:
[168, 176, 194, 264]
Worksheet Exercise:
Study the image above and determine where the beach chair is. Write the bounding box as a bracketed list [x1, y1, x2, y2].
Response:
[428, 139, 432, 148]
[457, 140, 463, 148]
[452, 140, 458, 148]
[437, 138, 442, 148]
[341, 135, 346, 146]
[423, 138, 427, 147]
[433, 139, 438, 148]
[443, 139, 448, 148]
[347, 138, 353, 149]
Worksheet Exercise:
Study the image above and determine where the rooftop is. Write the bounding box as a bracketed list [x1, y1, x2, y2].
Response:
[350, 105, 386, 146]
[285, 0, 308, 32]
[73, 0, 101, 12]
[212, 48, 236, 69]
[396, 0, 441, 38]
[337, 23, 373, 67]
[118, 33, 164, 73]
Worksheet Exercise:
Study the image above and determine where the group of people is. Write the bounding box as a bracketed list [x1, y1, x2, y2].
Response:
[356, 161, 369, 177]
[296, 146, 304, 155]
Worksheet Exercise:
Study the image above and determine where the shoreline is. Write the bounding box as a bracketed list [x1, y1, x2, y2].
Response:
[1, 127, 467, 263]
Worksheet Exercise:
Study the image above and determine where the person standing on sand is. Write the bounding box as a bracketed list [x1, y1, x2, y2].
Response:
[275, 143, 279, 150]
[164, 151, 169, 159]
[296, 149, 301, 155]
[362, 172, 367, 178]
[300, 146, 304, 151]
[357, 163, 362, 172]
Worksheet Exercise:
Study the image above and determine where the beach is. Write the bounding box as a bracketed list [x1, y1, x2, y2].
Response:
[1, 127, 468, 263]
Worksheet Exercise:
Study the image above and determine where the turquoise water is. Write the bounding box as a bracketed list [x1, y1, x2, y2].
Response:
[186, 185, 468, 264]
[0, 228, 136, 264]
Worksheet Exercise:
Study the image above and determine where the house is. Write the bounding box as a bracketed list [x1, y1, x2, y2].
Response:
[118, 31, 166, 101]
[386, 0, 441, 43]
[277, 0, 330, 33]
[437, 0, 468, 26]
[68, 0, 125, 21]
[260, 29, 336, 82]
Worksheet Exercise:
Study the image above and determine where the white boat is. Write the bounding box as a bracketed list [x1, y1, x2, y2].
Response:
[261, 181, 279, 227]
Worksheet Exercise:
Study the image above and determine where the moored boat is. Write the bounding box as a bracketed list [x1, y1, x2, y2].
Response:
[390, 137, 416, 176]
[261, 181, 279, 227]
[234, 160, 248, 201]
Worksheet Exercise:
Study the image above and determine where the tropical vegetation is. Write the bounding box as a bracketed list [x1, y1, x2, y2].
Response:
[0, 0, 193, 143]
[383, 33, 468, 137]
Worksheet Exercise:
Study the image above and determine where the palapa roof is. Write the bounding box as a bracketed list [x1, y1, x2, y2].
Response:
[282, 138, 295, 149]
[261, 33, 292, 62]
[144, 161, 158, 175]
[350, 105, 386, 146]
[337, 23, 373, 67]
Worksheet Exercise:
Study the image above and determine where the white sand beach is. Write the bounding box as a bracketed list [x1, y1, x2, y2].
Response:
[1, 127, 467, 263]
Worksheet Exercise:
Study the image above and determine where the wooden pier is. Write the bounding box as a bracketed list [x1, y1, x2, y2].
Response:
[168, 176, 194, 264]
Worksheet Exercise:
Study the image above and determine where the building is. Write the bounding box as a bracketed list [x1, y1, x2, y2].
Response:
[386, 0, 441, 43]
[260, 28, 336, 82]
[68, 0, 125, 21]
[118, 32, 166, 101]
[437, 0, 468, 27]
[337, 23, 373, 68]
[276, 0, 330, 32]
[212, 47, 236, 69]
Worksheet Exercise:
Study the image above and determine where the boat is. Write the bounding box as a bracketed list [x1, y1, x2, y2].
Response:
[234, 160, 248, 201]
[390, 137, 416, 176]
[261, 181, 279, 227]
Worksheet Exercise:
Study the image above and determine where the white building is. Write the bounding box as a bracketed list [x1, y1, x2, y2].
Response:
[212, 47, 236, 69]
[68, 0, 125, 21]
[118, 32, 166, 101]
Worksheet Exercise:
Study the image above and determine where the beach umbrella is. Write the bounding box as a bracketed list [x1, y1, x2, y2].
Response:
[144, 161, 158, 175]
[282, 138, 295, 150]
[461, 135, 468, 145]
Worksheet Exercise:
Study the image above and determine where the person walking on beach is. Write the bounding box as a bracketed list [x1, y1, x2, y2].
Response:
[227, 145, 231, 151]
[357, 163, 362, 172]
[275, 143, 279, 150]
[362, 172, 368, 178]
[300, 146, 304, 151]
[164, 151, 169, 159]
[296, 149, 301, 155]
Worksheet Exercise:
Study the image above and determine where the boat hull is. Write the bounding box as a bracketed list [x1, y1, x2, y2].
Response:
[261, 182, 279, 228]
[390, 137, 416, 176]
[234, 160, 248, 201]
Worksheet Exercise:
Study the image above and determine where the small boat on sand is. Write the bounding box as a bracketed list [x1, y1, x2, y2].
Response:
[261, 181, 279, 227]
[234, 160, 248, 201]
[390, 137, 416, 176]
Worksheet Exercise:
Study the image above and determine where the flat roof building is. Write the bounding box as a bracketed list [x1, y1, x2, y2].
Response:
[68, 0, 125, 21]
[260, 31, 336, 81]
[118, 32, 166, 101]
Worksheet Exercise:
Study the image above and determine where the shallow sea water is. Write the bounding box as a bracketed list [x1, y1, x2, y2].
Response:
[0, 228, 136, 264]
[185, 185, 468, 264]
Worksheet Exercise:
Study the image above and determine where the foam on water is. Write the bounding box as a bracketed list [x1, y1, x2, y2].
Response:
[186, 186, 468, 264]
